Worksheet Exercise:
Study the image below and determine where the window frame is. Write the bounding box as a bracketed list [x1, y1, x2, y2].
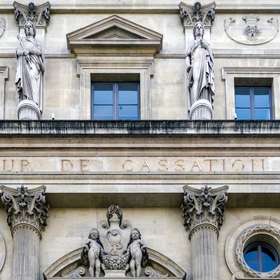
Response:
[235, 86, 272, 120]
[91, 81, 140, 120]
[244, 241, 279, 272]
[221, 67, 280, 120]
[77, 57, 154, 120]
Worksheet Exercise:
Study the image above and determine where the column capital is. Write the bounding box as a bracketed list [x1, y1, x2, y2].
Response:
[13, 1, 51, 28]
[182, 185, 228, 238]
[0, 185, 48, 238]
[179, 1, 216, 29]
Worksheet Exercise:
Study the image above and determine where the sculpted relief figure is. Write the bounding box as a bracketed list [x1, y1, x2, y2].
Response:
[187, 21, 215, 120]
[80, 205, 150, 278]
[82, 228, 104, 277]
[127, 228, 148, 277]
[16, 19, 44, 120]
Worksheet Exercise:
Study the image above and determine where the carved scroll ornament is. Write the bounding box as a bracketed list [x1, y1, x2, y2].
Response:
[182, 185, 228, 238]
[14, 1, 50, 28]
[0, 185, 48, 237]
[179, 1, 216, 28]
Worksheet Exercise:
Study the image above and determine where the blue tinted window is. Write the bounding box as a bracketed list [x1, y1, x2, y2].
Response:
[92, 82, 139, 120]
[235, 86, 271, 120]
[244, 242, 279, 272]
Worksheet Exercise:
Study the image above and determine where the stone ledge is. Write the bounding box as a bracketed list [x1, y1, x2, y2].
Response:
[0, 120, 279, 136]
[0, 184, 279, 208]
[1, 3, 280, 13]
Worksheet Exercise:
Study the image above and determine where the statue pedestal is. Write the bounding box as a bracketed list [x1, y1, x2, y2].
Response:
[189, 99, 213, 120]
[104, 270, 126, 278]
[17, 100, 41, 120]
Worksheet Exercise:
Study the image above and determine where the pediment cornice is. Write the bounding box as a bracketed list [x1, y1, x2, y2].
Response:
[67, 15, 163, 56]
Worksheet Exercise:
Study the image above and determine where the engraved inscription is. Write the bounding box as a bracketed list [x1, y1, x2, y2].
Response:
[0, 157, 268, 174]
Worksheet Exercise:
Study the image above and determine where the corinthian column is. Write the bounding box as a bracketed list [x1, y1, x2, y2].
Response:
[0, 185, 48, 280]
[182, 185, 228, 280]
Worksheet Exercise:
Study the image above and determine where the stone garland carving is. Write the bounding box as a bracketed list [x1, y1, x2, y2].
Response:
[235, 224, 280, 278]
[182, 185, 228, 238]
[179, 1, 216, 28]
[16, 19, 45, 120]
[0, 185, 48, 237]
[187, 21, 215, 120]
[224, 16, 279, 45]
[0, 18, 6, 39]
[80, 205, 149, 278]
[14, 1, 50, 28]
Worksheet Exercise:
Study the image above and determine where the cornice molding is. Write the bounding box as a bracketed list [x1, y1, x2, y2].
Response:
[0, 3, 279, 14]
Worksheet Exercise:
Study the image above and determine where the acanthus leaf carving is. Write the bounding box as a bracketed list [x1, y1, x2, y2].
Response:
[182, 185, 228, 238]
[13, 1, 51, 28]
[179, 1, 216, 28]
[0, 185, 48, 237]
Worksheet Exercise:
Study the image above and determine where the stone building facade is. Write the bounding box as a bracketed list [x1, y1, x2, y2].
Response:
[0, 0, 280, 280]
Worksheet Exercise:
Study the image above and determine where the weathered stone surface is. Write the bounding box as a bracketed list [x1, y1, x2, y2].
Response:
[182, 185, 228, 237]
[80, 205, 148, 278]
[182, 186, 228, 280]
[0, 185, 48, 280]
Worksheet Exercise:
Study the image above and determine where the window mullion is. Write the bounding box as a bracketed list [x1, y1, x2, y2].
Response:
[250, 87, 254, 119]
[258, 245, 262, 272]
[113, 83, 117, 120]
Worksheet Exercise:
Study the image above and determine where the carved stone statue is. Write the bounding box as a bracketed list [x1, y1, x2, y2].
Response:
[127, 228, 148, 277]
[81, 228, 103, 277]
[187, 21, 215, 120]
[15, 19, 44, 120]
[80, 205, 149, 278]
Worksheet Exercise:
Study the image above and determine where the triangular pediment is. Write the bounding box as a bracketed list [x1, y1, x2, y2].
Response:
[85, 26, 145, 40]
[67, 15, 163, 55]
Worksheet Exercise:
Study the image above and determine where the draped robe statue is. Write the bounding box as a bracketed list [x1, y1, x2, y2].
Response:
[187, 22, 215, 119]
[15, 20, 44, 119]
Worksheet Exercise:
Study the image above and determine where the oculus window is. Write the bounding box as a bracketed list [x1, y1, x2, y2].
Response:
[244, 241, 279, 273]
[91, 74, 140, 120]
[235, 78, 272, 120]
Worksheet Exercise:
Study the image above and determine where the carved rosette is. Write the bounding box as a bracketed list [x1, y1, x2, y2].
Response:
[182, 185, 228, 238]
[179, 1, 216, 28]
[14, 1, 50, 28]
[0, 185, 48, 238]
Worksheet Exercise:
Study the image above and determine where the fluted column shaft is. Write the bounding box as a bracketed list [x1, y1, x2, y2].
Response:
[0, 185, 48, 280]
[13, 225, 40, 280]
[190, 225, 218, 280]
[182, 185, 228, 280]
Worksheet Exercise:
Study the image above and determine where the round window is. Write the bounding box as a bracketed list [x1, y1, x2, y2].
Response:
[244, 241, 279, 272]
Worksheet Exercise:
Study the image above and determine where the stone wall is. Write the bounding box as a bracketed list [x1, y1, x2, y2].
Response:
[1, 1, 280, 119]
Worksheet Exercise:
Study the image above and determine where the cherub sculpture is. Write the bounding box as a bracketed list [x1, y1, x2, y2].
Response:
[127, 228, 148, 277]
[81, 228, 103, 277]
